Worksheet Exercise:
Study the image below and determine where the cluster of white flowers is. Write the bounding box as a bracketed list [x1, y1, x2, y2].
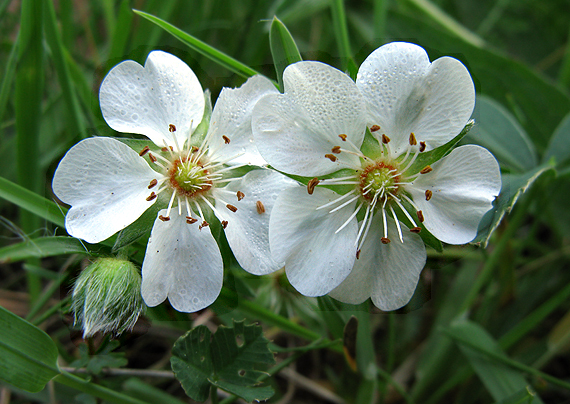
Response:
[53, 42, 500, 319]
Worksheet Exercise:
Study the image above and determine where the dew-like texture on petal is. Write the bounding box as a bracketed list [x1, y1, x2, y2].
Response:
[52, 137, 158, 243]
[408, 145, 501, 244]
[329, 216, 426, 311]
[253, 61, 366, 177]
[213, 169, 296, 275]
[356, 42, 475, 155]
[100, 51, 204, 148]
[208, 75, 278, 166]
[141, 210, 223, 312]
[269, 186, 358, 296]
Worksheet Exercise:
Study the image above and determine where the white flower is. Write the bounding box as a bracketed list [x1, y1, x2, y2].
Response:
[253, 42, 501, 310]
[53, 51, 291, 312]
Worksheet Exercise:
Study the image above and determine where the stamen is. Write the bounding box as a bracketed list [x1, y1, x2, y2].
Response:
[389, 204, 404, 243]
[381, 237, 391, 244]
[325, 154, 337, 162]
[335, 203, 362, 234]
[357, 209, 375, 250]
[315, 190, 355, 210]
[382, 134, 390, 144]
[356, 249, 361, 259]
[210, 162, 247, 174]
[381, 203, 388, 239]
[256, 200, 265, 214]
[307, 177, 320, 195]
[420, 166, 433, 174]
[331, 146, 342, 154]
[354, 204, 371, 246]
[222, 220, 228, 229]
[392, 195, 418, 228]
[184, 196, 192, 218]
[410, 227, 421, 233]
[338, 134, 347, 141]
[148, 179, 158, 189]
[417, 210, 424, 222]
[161, 146, 174, 152]
[237, 191, 245, 201]
[165, 191, 176, 219]
[401, 194, 421, 213]
[148, 153, 157, 163]
[222, 135, 230, 144]
[194, 201, 206, 223]
[425, 190, 432, 201]
[139, 146, 150, 156]
[169, 124, 176, 132]
[329, 194, 359, 213]
[419, 141, 426, 152]
[409, 133, 417, 146]
[370, 125, 380, 132]
[400, 149, 420, 174]
[186, 216, 198, 224]
[159, 215, 170, 221]
[226, 204, 238, 213]
[199, 221, 209, 230]
[146, 192, 157, 201]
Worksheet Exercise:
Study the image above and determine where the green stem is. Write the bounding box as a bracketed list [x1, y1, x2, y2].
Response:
[210, 385, 219, 404]
[55, 372, 152, 404]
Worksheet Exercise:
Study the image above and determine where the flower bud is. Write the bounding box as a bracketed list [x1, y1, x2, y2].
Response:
[71, 258, 144, 338]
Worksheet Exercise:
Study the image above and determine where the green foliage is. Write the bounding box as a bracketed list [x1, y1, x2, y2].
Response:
[269, 16, 302, 92]
[171, 321, 275, 402]
[70, 341, 128, 375]
[0, 305, 60, 392]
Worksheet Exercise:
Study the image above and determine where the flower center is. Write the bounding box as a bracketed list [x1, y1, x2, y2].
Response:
[359, 162, 401, 204]
[168, 157, 212, 197]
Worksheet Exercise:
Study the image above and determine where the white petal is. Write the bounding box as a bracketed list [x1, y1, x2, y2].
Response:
[52, 137, 158, 243]
[207, 75, 278, 166]
[213, 169, 296, 275]
[357, 42, 475, 154]
[329, 216, 426, 311]
[269, 186, 358, 296]
[141, 210, 223, 312]
[100, 51, 204, 149]
[408, 145, 501, 244]
[253, 61, 367, 176]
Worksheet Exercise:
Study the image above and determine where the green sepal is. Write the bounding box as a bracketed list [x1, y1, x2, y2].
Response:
[269, 16, 302, 92]
[171, 320, 275, 403]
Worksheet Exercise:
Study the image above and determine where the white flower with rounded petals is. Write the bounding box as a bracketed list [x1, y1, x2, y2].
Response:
[53, 51, 291, 312]
[253, 43, 501, 310]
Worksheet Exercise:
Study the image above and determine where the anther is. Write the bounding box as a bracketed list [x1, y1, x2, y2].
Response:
[161, 146, 173, 152]
[425, 190, 432, 201]
[325, 154, 337, 162]
[146, 192, 157, 201]
[381, 237, 391, 244]
[237, 191, 245, 201]
[199, 220, 209, 230]
[159, 215, 170, 221]
[410, 227, 422, 233]
[222, 135, 231, 144]
[419, 141, 426, 152]
[139, 146, 150, 156]
[256, 200, 265, 214]
[409, 133, 417, 146]
[226, 204, 238, 213]
[186, 216, 198, 224]
[370, 125, 380, 132]
[149, 153, 157, 163]
[417, 210, 424, 222]
[169, 124, 176, 132]
[382, 134, 391, 144]
[148, 179, 158, 189]
[331, 146, 342, 154]
[338, 134, 347, 141]
[221, 220, 228, 229]
[420, 166, 433, 174]
[307, 177, 320, 195]
[356, 249, 361, 259]
[192, 146, 199, 152]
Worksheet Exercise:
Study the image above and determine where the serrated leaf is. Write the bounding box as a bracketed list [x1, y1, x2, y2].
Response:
[445, 319, 544, 403]
[472, 163, 554, 247]
[269, 16, 302, 92]
[0, 305, 60, 392]
[543, 112, 570, 167]
[171, 321, 275, 403]
[467, 95, 537, 172]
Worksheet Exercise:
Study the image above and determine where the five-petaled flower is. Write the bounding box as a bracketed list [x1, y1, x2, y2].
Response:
[53, 51, 292, 312]
[252, 42, 501, 310]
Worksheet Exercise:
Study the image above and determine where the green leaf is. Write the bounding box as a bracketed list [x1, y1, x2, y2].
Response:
[445, 319, 543, 403]
[269, 16, 302, 92]
[171, 321, 275, 403]
[467, 95, 537, 172]
[0, 175, 66, 228]
[494, 387, 537, 404]
[405, 121, 473, 175]
[543, 112, 570, 167]
[0, 236, 91, 263]
[133, 10, 263, 79]
[472, 163, 554, 247]
[0, 305, 60, 392]
[70, 341, 128, 375]
[113, 203, 160, 252]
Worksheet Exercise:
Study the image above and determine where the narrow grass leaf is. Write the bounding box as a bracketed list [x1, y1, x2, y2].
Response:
[543, 112, 570, 167]
[0, 236, 91, 263]
[107, 0, 133, 61]
[133, 10, 262, 79]
[467, 95, 537, 172]
[0, 33, 18, 124]
[330, 0, 357, 77]
[269, 16, 302, 92]
[0, 306, 60, 392]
